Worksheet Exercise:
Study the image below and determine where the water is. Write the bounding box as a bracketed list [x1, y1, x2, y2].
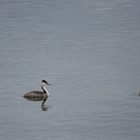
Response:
[0, 0, 140, 139]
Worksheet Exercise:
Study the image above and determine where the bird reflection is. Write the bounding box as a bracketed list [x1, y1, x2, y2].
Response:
[41, 98, 48, 111]
[23, 96, 48, 111]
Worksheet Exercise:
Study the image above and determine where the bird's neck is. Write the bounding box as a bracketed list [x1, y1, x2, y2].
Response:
[42, 85, 50, 96]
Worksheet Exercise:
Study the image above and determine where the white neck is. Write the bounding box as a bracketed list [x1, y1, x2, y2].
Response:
[42, 86, 50, 96]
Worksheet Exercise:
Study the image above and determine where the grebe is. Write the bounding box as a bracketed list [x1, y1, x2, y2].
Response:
[23, 80, 50, 99]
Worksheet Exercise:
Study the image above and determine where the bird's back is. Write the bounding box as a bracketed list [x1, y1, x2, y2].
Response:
[23, 90, 47, 98]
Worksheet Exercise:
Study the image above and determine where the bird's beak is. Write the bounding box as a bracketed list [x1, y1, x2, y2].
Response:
[46, 82, 51, 86]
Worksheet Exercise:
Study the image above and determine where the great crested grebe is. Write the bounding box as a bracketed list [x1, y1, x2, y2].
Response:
[23, 80, 50, 99]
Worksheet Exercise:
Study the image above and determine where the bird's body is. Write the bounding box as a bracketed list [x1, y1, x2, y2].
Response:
[23, 80, 50, 99]
[23, 91, 48, 98]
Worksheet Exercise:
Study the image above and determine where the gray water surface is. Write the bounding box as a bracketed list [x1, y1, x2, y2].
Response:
[0, 0, 140, 140]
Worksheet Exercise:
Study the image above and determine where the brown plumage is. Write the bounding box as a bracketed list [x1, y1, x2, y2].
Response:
[23, 91, 48, 98]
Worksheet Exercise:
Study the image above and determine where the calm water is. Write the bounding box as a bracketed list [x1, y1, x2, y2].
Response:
[0, 0, 140, 139]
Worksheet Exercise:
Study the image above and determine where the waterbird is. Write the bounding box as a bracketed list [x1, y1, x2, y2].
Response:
[23, 80, 50, 99]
